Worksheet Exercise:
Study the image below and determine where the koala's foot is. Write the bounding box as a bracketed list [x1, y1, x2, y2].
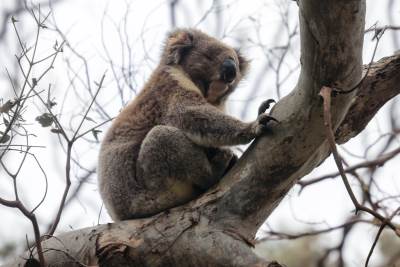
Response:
[224, 152, 238, 175]
[206, 148, 237, 178]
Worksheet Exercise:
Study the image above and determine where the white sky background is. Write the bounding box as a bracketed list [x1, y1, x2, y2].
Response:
[0, 0, 399, 266]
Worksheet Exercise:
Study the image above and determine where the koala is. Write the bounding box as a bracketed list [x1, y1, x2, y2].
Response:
[98, 28, 276, 221]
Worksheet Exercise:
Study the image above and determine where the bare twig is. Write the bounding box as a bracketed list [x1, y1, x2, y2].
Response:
[258, 218, 371, 242]
[365, 208, 400, 267]
[169, 0, 179, 28]
[47, 73, 106, 236]
[335, 26, 385, 94]
[319, 86, 399, 235]
[0, 198, 45, 266]
[298, 146, 400, 188]
[365, 25, 400, 33]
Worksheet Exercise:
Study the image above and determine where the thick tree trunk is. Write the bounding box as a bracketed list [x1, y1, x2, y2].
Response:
[6, 1, 400, 266]
[207, 0, 365, 237]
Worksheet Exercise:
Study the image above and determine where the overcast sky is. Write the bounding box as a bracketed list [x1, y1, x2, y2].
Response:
[0, 0, 399, 266]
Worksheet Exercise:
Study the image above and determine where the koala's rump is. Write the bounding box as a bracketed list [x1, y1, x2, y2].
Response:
[98, 139, 143, 220]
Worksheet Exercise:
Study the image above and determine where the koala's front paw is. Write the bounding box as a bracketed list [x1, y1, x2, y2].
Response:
[252, 113, 278, 136]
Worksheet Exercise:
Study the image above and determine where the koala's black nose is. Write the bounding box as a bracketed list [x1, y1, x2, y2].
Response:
[221, 58, 237, 83]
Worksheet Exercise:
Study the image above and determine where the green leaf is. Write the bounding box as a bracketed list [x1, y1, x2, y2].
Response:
[32, 78, 38, 87]
[50, 128, 63, 134]
[92, 129, 101, 141]
[36, 113, 54, 127]
[3, 117, 9, 127]
[84, 116, 96, 123]
[50, 128, 62, 134]
[0, 100, 16, 113]
[47, 99, 57, 109]
[0, 131, 10, 143]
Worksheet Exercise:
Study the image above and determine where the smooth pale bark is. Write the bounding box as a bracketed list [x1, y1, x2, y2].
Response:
[8, 1, 400, 267]
[206, 0, 365, 238]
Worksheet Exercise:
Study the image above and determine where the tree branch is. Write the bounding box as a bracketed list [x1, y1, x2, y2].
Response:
[336, 53, 400, 144]
[8, 1, 400, 266]
[204, 0, 365, 238]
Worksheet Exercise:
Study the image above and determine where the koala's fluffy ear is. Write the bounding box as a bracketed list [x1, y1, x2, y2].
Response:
[165, 30, 194, 65]
[235, 49, 250, 76]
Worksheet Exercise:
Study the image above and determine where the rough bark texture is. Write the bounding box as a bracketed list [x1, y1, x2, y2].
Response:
[336, 54, 400, 144]
[5, 1, 400, 266]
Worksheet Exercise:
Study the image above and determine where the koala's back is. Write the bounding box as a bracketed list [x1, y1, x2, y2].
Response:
[98, 65, 207, 220]
[98, 68, 172, 220]
[98, 28, 254, 221]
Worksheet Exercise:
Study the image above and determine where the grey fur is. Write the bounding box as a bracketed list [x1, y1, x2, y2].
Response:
[98, 29, 273, 220]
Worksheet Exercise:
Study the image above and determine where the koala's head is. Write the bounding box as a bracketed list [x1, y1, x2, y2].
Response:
[161, 28, 249, 105]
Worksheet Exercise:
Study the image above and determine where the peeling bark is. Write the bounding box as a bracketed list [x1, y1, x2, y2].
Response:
[7, 1, 400, 266]
[336, 54, 400, 144]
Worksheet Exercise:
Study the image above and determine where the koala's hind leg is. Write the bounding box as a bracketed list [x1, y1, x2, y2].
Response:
[137, 125, 228, 215]
[206, 147, 238, 177]
[138, 125, 215, 189]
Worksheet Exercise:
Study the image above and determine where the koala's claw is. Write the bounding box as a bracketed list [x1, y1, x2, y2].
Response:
[258, 99, 276, 115]
[259, 114, 279, 125]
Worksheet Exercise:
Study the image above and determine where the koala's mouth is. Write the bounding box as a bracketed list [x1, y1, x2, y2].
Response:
[200, 71, 236, 94]
[200, 77, 234, 103]
[203, 79, 233, 104]
[215, 81, 234, 102]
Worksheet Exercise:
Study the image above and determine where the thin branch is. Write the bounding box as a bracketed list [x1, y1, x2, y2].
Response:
[365, 25, 400, 33]
[335, 27, 385, 94]
[0, 197, 45, 266]
[169, 0, 179, 28]
[47, 73, 106, 236]
[298, 146, 400, 188]
[47, 142, 72, 236]
[258, 218, 371, 242]
[72, 73, 106, 142]
[365, 208, 400, 267]
[320, 86, 399, 235]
